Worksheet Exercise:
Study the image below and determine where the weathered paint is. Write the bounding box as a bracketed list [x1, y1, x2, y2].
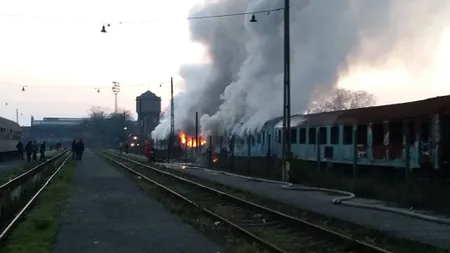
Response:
[432, 114, 440, 169]
[232, 113, 448, 171]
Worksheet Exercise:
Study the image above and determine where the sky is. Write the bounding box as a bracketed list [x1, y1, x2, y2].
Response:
[2, 0, 450, 127]
[0, 0, 205, 126]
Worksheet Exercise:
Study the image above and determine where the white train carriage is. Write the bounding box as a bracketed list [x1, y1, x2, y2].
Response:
[0, 116, 22, 159]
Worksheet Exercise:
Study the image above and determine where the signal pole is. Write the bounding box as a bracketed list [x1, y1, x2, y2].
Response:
[170, 77, 175, 159]
[195, 112, 199, 154]
[282, 0, 291, 182]
[112, 82, 120, 113]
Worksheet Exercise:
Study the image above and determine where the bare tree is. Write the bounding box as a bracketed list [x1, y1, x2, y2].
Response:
[307, 88, 376, 113]
[85, 106, 135, 147]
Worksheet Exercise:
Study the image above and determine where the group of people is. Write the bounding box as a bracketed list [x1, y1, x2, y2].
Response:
[71, 139, 85, 160]
[16, 140, 47, 162]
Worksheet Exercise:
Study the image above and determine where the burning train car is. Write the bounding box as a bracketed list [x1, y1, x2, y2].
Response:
[178, 131, 207, 149]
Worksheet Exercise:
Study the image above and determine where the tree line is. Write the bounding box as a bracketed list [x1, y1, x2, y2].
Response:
[84, 106, 134, 148]
[84, 88, 375, 146]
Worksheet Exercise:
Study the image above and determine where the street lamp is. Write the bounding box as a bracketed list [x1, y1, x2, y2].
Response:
[101, 24, 110, 33]
[112, 82, 120, 113]
[251, 0, 291, 181]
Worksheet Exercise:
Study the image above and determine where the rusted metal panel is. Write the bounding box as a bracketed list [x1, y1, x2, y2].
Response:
[336, 95, 450, 124]
[302, 111, 344, 126]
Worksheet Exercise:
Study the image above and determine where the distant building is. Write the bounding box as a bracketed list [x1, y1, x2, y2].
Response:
[28, 116, 87, 144]
[136, 90, 161, 141]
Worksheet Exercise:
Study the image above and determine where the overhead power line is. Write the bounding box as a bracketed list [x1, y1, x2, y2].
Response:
[0, 7, 284, 24]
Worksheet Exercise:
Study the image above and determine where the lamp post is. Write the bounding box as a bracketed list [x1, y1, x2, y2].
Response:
[283, 0, 292, 182]
[159, 78, 175, 159]
[251, 0, 291, 181]
[112, 82, 120, 113]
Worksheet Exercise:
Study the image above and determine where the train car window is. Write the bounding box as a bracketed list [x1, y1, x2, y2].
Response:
[357, 125, 368, 144]
[330, 126, 339, 144]
[319, 127, 327, 145]
[372, 123, 384, 145]
[277, 130, 281, 143]
[308, 128, 316, 144]
[299, 128, 306, 144]
[389, 121, 403, 143]
[421, 121, 430, 142]
[257, 133, 262, 144]
[343, 125, 353, 144]
[408, 121, 415, 144]
[262, 131, 265, 143]
[251, 135, 256, 146]
[290, 128, 297, 144]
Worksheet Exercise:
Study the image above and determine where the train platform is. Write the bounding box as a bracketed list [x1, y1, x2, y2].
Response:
[0, 150, 60, 174]
[51, 150, 222, 253]
[119, 151, 450, 250]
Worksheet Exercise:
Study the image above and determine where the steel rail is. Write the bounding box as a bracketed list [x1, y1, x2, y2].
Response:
[0, 152, 71, 241]
[103, 151, 393, 253]
[101, 152, 287, 253]
[0, 150, 69, 189]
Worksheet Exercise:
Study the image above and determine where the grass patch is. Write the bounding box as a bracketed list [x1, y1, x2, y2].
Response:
[0, 161, 41, 185]
[0, 160, 76, 253]
[0, 152, 62, 185]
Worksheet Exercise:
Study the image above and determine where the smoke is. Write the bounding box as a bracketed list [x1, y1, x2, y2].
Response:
[152, 0, 450, 139]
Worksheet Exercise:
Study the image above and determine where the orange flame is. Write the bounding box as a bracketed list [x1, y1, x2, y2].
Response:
[212, 157, 218, 163]
[178, 131, 207, 148]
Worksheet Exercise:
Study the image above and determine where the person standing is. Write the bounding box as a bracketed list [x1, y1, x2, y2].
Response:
[124, 141, 129, 154]
[25, 141, 32, 162]
[75, 139, 85, 160]
[79, 139, 85, 160]
[32, 141, 38, 161]
[16, 141, 24, 160]
[39, 141, 46, 161]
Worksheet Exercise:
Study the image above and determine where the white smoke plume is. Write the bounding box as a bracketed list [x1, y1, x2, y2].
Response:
[152, 0, 450, 140]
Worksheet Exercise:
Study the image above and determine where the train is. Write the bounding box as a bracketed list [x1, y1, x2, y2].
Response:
[231, 95, 450, 173]
[0, 116, 22, 159]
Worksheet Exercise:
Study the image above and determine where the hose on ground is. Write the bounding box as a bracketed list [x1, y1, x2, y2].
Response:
[119, 152, 450, 225]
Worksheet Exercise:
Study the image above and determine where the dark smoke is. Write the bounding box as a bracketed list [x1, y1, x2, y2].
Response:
[152, 0, 450, 139]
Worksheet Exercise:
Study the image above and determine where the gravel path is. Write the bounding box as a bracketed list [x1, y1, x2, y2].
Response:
[122, 152, 450, 250]
[51, 150, 222, 253]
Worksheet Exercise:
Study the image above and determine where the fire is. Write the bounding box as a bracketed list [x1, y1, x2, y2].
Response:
[212, 157, 218, 163]
[178, 131, 207, 148]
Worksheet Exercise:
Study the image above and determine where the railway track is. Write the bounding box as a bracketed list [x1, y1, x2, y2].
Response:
[0, 150, 71, 242]
[101, 151, 393, 253]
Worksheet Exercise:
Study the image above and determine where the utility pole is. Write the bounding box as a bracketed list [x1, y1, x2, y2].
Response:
[112, 82, 120, 113]
[195, 112, 199, 155]
[170, 77, 175, 159]
[282, 0, 291, 182]
[15, 108, 19, 124]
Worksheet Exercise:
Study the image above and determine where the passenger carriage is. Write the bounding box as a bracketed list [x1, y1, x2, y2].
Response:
[232, 95, 450, 174]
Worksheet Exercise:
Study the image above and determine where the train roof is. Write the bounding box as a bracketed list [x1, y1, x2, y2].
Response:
[261, 116, 284, 129]
[335, 95, 450, 124]
[0, 116, 21, 131]
[265, 94, 450, 128]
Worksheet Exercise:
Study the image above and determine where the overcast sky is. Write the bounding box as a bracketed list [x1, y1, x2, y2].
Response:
[0, 0, 204, 125]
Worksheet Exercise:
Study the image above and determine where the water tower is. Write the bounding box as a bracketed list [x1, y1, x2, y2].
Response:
[136, 90, 161, 141]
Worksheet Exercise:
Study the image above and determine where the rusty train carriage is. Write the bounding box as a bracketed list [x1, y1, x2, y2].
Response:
[233, 95, 450, 173]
